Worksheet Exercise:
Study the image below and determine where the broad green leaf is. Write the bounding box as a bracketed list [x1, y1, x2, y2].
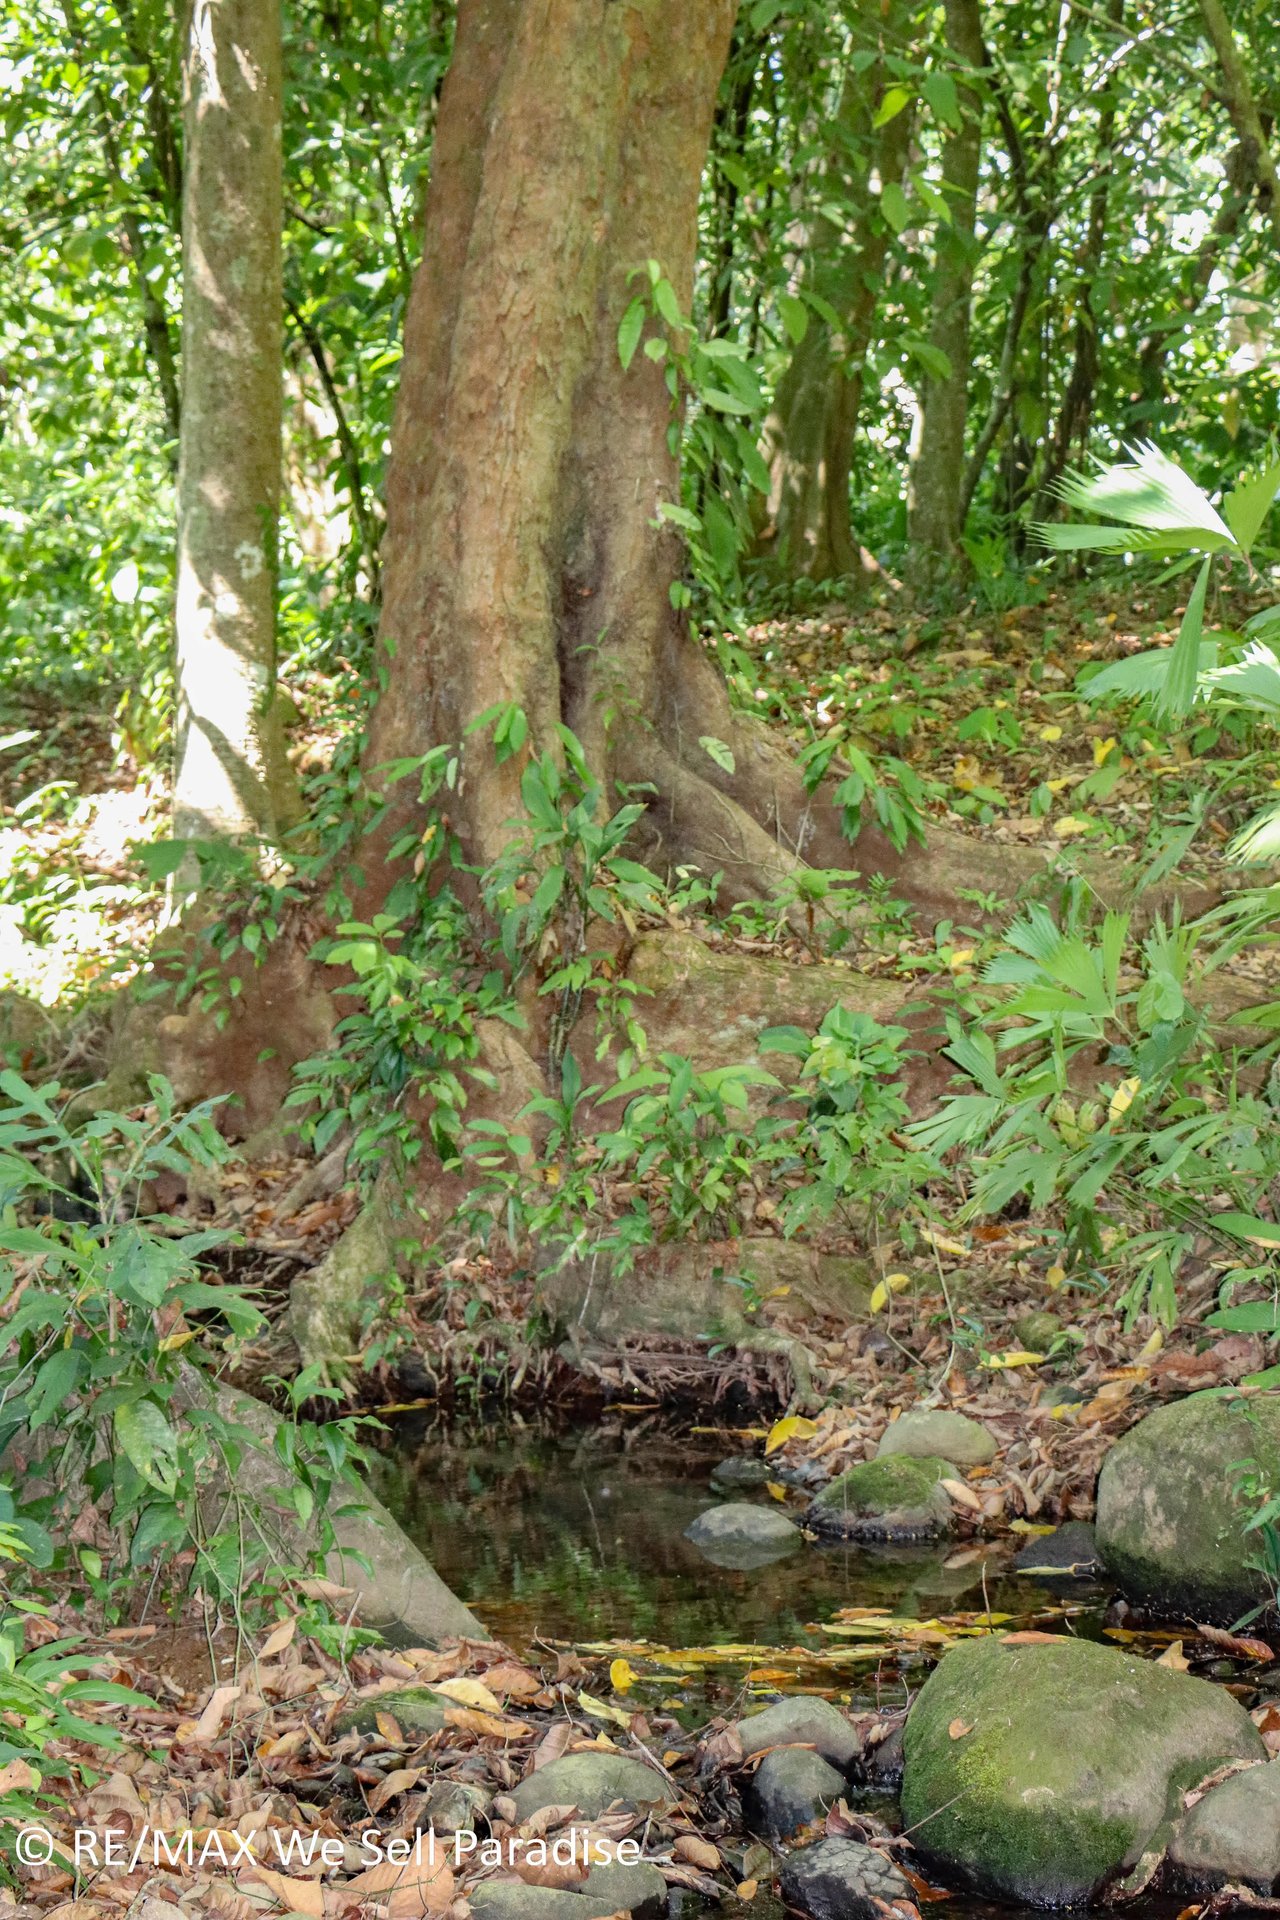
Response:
[1223, 458, 1280, 555]
[1155, 556, 1211, 721]
[777, 292, 808, 345]
[114, 1399, 180, 1493]
[617, 298, 645, 372]
[873, 86, 912, 128]
[698, 735, 735, 774]
[880, 181, 910, 234]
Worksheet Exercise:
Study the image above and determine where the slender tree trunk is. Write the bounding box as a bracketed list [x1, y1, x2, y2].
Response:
[174, 0, 300, 847]
[906, 0, 985, 592]
[1197, 0, 1280, 248]
[1037, 0, 1124, 508]
[1133, 142, 1252, 422]
[755, 15, 913, 584]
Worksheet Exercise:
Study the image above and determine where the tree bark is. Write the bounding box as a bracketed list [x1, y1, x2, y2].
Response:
[1037, 0, 1124, 510]
[363, 0, 824, 902]
[1197, 0, 1280, 250]
[906, 0, 986, 592]
[755, 16, 914, 585]
[174, 0, 300, 848]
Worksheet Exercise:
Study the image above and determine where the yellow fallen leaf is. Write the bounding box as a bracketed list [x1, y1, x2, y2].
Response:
[953, 754, 984, 792]
[435, 1676, 503, 1714]
[610, 1659, 636, 1694]
[982, 1350, 1046, 1370]
[941, 1478, 983, 1512]
[948, 1718, 974, 1739]
[765, 1414, 818, 1455]
[948, 949, 975, 970]
[1156, 1639, 1190, 1670]
[921, 1229, 969, 1257]
[869, 1270, 913, 1312]
[1109, 1076, 1141, 1122]
[1008, 1519, 1056, 1536]
[158, 1329, 197, 1351]
[765, 1481, 788, 1501]
[1138, 1328, 1164, 1360]
[737, 1882, 759, 1901]
[1053, 815, 1092, 838]
[1039, 724, 1063, 743]
[1046, 775, 1073, 793]
[578, 1690, 632, 1729]
[1045, 1264, 1066, 1290]
[1093, 735, 1118, 766]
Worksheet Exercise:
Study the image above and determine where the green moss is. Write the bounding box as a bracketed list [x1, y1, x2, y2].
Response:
[809, 1453, 955, 1538]
[1097, 1391, 1280, 1621]
[901, 1636, 1264, 1905]
[333, 1686, 452, 1737]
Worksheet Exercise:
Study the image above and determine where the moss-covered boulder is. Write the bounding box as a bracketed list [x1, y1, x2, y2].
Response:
[1169, 1759, 1280, 1889]
[733, 1694, 862, 1769]
[1096, 1390, 1280, 1622]
[900, 1635, 1265, 1906]
[876, 1410, 995, 1468]
[333, 1686, 454, 1737]
[806, 1454, 955, 1539]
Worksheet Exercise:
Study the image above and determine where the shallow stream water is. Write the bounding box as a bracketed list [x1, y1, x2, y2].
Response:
[374, 1415, 1175, 1920]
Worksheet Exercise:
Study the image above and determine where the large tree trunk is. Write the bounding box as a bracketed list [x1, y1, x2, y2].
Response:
[363, 0, 820, 905]
[906, 0, 985, 593]
[173, 0, 299, 849]
[754, 13, 914, 586]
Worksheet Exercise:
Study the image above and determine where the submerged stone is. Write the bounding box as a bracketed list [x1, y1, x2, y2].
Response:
[1011, 1520, 1100, 1580]
[876, 1409, 996, 1468]
[900, 1634, 1265, 1905]
[806, 1453, 955, 1539]
[684, 1500, 801, 1569]
[709, 1455, 771, 1492]
[1096, 1390, 1280, 1621]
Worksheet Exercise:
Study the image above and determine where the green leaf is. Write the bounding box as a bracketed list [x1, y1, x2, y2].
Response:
[922, 70, 961, 126]
[777, 292, 809, 345]
[880, 181, 910, 234]
[1205, 1302, 1280, 1332]
[617, 298, 645, 372]
[873, 85, 912, 128]
[1223, 458, 1280, 556]
[113, 1400, 180, 1494]
[28, 1349, 85, 1430]
[698, 735, 735, 774]
[1215, 1212, 1280, 1246]
[1155, 556, 1211, 721]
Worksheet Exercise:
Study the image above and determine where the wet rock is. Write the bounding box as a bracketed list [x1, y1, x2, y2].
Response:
[1096, 1389, 1280, 1621]
[1012, 1521, 1100, 1581]
[876, 1410, 996, 1469]
[333, 1686, 452, 1737]
[861, 1724, 904, 1791]
[735, 1695, 862, 1770]
[1169, 1759, 1280, 1889]
[710, 1455, 771, 1492]
[900, 1634, 1265, 1905]
[807, 1454, 955, 1540]
[579, 1860, 668, 1917]
[745, 1746, 847, 1838]
[684, 1501, 801, 1569]
[508, 1752, 672, 1822]
[778, 1837, 914, 1920]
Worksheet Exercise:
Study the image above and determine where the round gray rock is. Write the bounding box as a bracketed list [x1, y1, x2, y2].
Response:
[744, 1746, 847, 1838]
[877, 1409, 996, 1468]
[1170, 1760, 1280, 1889]
[779, 1838, 914, 1920]
[807, 1454, 955, 1540]
[900, 1634, 1266, 1905]
[508, 1752, 672, 1822]
[709, 1455, 771, 1492]
[1096, 1389, 1280, 1621]
[735, 1694, 862, 1769]
[684, 1500, 801, 1569]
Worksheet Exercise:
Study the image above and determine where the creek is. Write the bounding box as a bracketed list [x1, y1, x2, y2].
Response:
[374, 1415, 1183, 1920]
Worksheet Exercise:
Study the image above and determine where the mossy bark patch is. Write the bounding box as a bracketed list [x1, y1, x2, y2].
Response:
[806, 1452, 955, 1538]
[900, 1635, 1265, 1905]
[1096, 1389, 1280, 1621]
